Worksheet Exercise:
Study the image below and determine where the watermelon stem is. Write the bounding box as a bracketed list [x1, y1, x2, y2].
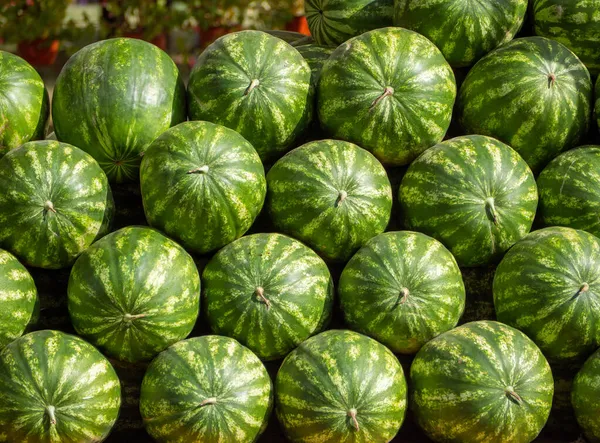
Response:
[187, 165, 210, 174]
[335, 190, 348, 207]
[46, 405, 57, 425]
[347, 408, 360, 431]
[400, 287, 410, 304]
[244, 79, 260, 95]
[505, 387, 522, 405]
[369, 86, 394, 111]
[44, 201, 57, 214]
[548, 73, 556, 88]
[255, 286, 271, 309]
[575, 282, 590, 296]
[485, 198, 498, 226]
[200, 397, 217, 407]
[123, 313, 147, 321]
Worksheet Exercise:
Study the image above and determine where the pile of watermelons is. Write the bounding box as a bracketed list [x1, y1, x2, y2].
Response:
[2, 0, 600, 442]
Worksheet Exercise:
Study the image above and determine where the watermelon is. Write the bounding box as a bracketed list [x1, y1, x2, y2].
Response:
[0, 140, 114, 269]
[202, 233, 333, 361]
[572, 348, 600, 442]
[0, 330, 121, 442]
[0, 249, 37, 349]
[266, 139, 392, 262]
[338, 231, 465, 354]
[187, 31, 312, 163]
[52, 38, 186, 183]
[67, 226, 200, 363]
[140, 121, 266, 255]
[317, 27, 456, 166]
[140, 335, 272, 442]
[457, 36, 592, 173]
[533, 0, 600, 74]
[394, 0, 527, 67]
[494, 226, 600, 364]
[537, 146, 600, 236]
[276, 329, 407, 442]
[399, 135, 538, 267]
[411, 320, 554, 443]
[304, 0, 394, 46]
[0, 51, 48, 156]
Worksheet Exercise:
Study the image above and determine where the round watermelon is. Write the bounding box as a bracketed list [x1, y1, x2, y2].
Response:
[457, 36, 592, 173]
[276, 329, 407, 442]
[0, 249, 37, 349]
[572, 348, 600, 442]
[202, 233, 333, 361]
[67, 226, 200, 363]
[0, 330, 121, 442]
[318, 27, 456, 166]
[266, 139, 392, 262]
[494, 226, 600, 364]
[140, 335, 272, 442]
[537, 146, 600, 236]
[187, 31, 312, 163]
[140, 121, 266, 255]
[533, 0, 600, 74]
[411, 320, 554, 443]
[304, 0, 394, 46]
[0, 140, 114, 269]
[339, 231, 465, 354]
[399, 135, 538, 267]
[0, 51, 48, 156]
[394, 0, 527, 67]
[52, 38, 186, 183]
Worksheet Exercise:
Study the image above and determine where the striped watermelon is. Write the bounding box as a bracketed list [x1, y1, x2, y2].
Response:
[411, 320, 554, 443]
[52, 38, 186, 183]
[140, 121, 266, 255]
[339, 231, 465, 354]
[276, 329, 407, 442]
[494, 227, 600, 364]
[0, 141, 114, 269]
[67, 226, 200, 363]
[0, 51, 48, 156]
[296, 44, 334, 89]
[318, 27, 456, 166]
[187, 31, 312, 163]
[572, 348, 600, 442]
[394, 0, 527, 67]
[533, 0, 600, 74]
[458, 37, 592, 173]
[304, 0, 394, 46]
[0, 330, 121, 442]
[0, 249, 37, 349]
[399, 135, 538, 267]
[140, 335, 272, 442]
[537, 146, 600, 236]
[202, 233, 333, 361]
[266, 139, 392, 262]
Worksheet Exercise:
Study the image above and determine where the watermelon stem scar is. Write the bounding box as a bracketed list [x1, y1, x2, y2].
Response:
[255, 286, 271, 309]
[46, 405, 57, 425]
[187, 165, 210, 174]
[548, 73, 556, 88]
[200, 397, 217, 407]
[347, 408, 359, 431]
[123, 313, 147, 321]
[485, 197, 499, 226]
[575, 282, 590, 298]
[44, 200, 57, 214]
[369, 86, 394, 111]
[504, 387, 522, 405]
[244, 79, 260, 95]
[335, 190, 348, 207]
[399, 287, 410, 304]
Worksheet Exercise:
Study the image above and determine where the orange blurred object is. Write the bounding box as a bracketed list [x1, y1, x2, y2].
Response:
[17, 39, 60, 65]
[286, 16, 310, 35]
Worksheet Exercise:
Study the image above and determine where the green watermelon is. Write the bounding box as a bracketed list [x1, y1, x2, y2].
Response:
[0, 330, 121, 442]
[266, 139, 392, 262]
[339, 231, 465, 354]
[411, 320, 554, 443]
[52, 38, 186, 183]
[399, 135, 538, 267]
[67, 226, 200, 363]
[537, 146, 600, 236]
[187, 31, 312, 163]
[394, 0, 527, 67]
[304, 0, 394, 46]
[0, 51, 48, 156]
[0, 249, 37, 349]
[318, 27, 456, 166]
[457, 36, 592, 173]
[533, 0, 600, 74]
[296, 44, 335, 89]
[140, 121, 266, 255]
[0, 140, 114, 269]
[572, 348, 600, 442]
[494, 226, 600, 364]
[276, 329, 407, 442]
[202, 233, 333, 361]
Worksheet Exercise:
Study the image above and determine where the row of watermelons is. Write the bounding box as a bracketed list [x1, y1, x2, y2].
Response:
[1, 0, 600, 441]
